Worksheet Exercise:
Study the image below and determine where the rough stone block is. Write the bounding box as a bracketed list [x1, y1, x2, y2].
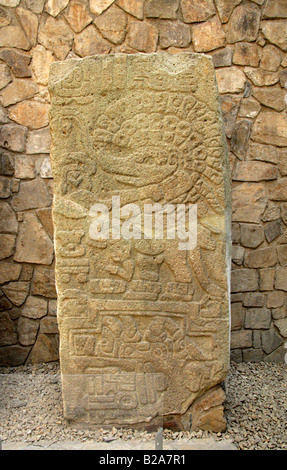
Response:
[49, 53, 231, 429]
[231, 268, 258, 292]
[245, 247, 277, 269]
[245, 307, 271, 329]
[240, 224, 264, 249]
[231, 329, 253, 349]
[191, 17, 226, 53]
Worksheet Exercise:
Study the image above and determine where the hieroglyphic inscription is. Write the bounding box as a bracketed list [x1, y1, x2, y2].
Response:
[49, 53, 231, 427]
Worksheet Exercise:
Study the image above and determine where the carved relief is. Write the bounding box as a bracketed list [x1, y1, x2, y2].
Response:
[49, 53, 231, 427]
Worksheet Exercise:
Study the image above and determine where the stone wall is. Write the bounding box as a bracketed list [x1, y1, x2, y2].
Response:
[0, 0, 287, 366]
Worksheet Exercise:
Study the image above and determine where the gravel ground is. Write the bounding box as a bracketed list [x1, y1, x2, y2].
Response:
[0, 361, 286, 450]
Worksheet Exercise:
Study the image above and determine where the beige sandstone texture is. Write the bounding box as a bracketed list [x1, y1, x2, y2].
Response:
[0, 0, 287, 371]
[49, 53, 231, 429]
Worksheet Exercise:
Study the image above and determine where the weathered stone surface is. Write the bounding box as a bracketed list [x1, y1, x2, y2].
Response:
[26, 127, 51, 154]
[252, 112, 287, 147]
[265, 220, 283, 243]
[263, 0, 287, 19]
[232, 182, 267, 223]
[233, 161, 278, 182]
[242, 348, 264, 362]
[231, 302, 243, 330]
[191, 386, 226, 433]
[231, 329, 253, 348]
[260, 268, 275, 291]
[0, 176, 11, 198]
[267, 291, 285, 308]
[245, 308, 271, 329]
[281, 203, 287, 224]
[12, 179, 51, 211]
[0, 6, 11, 27]
[0, 294, 12, 311]
[232, 245, 244, 265]
[210, 48, 233, 68]
[26, 0, 45, 13]
[191, 17, 226, 52]
[216, 67, 245, 94]
[0, 312, 17, 346]
[0, 262, 21, 284]
[0, 63, 12, 90]
[145, 0, 179, 19]
[22, 295, 47, 319]
[48, 299, 57, 316]
[38, 16, 73, 60]
[2, 281, 29, 306]
[1, 79, 38, 107]
[240, 224, 263, 249]
[231, 268, 258, 292]
[275, 266, 287, 290]
[277, 244, 287, 266]
[31, 266, 56, 298]
[244, 67, 279, 87]
[245, 247, 277, 268]
[45, 0, 69, 16]
[0, 344, 30, 366]
[214, 0, 241, 23]
[231, 120, 252, 159]
[261, 327, 283, 354]
[90, 0, 115, 15]
[272, 306, 286, 320]
[250, 143, 278, 164]
[14, 212, 54, 264]
[94, 4, 127, 45]
[0, 234, 16, 260]
[126, 22, 158, 52]
[0, 0, 20, 5]
[253, 86, 285, 111]
[261, 20, 287, 51]
[0, 49, 31, 78]
[159, 21, 191, 49]
[49, 53, 231, 428]
[220, 95, 240, 138]
[274, 318, 287, 337]
[28, 333, 59, 364]
[0, 104, 8, 124]
[39, 157, 53, 179]
[238, 98, 261, 119]
[270, 178, 287, 201]
[117, 0, 144, 19]
[227, 4, 261, 43]
[31, 45, 55, 86]
[40, 316, 59, 334]
[262, 202, 280, 222]
[64, 0, 92, 32]
[0, 202, 17, 233]
[0, 26, 30, 50]
[18, 316, 39, 346]
[233, 42, 260, 67]
[260, 44, 282, 71]
[74, 25, 111, 57]
[14, 155, 35, 179]
[8, 100, 49, 129]
[16, 7, 38, 46]
[181, 0, 215, 23]
[36, 207, 54, 238]
[243, 292, 265, 307]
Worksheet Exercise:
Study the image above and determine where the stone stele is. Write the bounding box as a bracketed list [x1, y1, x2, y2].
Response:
[49, 53, 231, 431]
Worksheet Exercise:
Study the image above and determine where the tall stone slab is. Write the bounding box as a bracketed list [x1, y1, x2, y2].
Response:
[49, 53, 231, 430]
